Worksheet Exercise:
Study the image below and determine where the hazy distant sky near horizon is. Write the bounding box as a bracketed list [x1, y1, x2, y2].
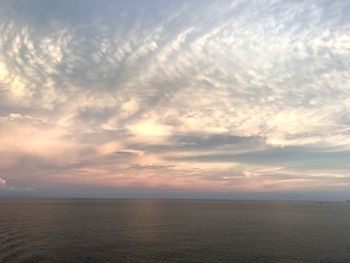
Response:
[1, 0, 350, 199]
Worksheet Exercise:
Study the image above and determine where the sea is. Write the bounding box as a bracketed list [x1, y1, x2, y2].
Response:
[1, 199, 350, 263]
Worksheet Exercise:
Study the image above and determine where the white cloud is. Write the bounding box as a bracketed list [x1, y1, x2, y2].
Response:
[0, 178, 6, 186]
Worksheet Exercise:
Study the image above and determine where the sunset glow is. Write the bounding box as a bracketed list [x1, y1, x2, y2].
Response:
[1, 0, 350, 200]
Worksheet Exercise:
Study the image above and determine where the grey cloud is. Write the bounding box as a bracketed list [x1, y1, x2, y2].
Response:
[127, 163, 175, 171]
[168, 147, 350, 170]
[170, 134, 265, 150]
[127, 133, 266, 154]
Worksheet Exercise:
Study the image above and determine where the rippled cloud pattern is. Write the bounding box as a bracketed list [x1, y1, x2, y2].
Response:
[1, 0, 350, 199]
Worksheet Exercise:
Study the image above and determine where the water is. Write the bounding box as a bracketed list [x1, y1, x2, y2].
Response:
[1, 199, 350, 263]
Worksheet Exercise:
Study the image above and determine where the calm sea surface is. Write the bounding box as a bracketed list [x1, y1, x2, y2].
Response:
[1, 199, 350, 263]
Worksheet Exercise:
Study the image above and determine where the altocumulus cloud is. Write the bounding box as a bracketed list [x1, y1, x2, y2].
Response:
[0, 0, 350, 199]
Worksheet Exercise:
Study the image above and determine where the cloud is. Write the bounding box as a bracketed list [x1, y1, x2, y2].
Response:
[0, 0, 350, 198]
[0, 177, 6, 186]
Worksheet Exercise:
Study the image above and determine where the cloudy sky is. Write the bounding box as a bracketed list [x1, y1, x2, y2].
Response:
[0, 0, 350, 200]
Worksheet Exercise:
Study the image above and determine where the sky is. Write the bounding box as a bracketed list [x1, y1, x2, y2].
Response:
[0, 0, 350, 200]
